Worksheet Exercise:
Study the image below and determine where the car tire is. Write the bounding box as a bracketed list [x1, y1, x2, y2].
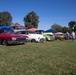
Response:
[40, 38, 45, 42]
[2, 40, 9, 46]
[61, 38, 64, 40]
[50, 36, 54, 41]
[46, 38, 48, 41]
[31, 39, 36, 42]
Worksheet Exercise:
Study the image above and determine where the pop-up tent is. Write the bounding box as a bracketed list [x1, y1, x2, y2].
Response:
[28, 28, 38, 32]
[0, 26, 13, 30]
[55, 32, 63, 34]
[45, 29, 57, 33]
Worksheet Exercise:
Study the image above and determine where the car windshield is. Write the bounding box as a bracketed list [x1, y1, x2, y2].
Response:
[35, 30, 44, 34]
[57, 34, 64, 35]
[0, 29, 14, 34]
[16, 31, 30, 35]
[63, 34, 67, 36]
[16, 31, 38, 35]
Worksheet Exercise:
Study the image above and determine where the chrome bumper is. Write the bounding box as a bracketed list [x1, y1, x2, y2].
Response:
[8, 39, 28, 44]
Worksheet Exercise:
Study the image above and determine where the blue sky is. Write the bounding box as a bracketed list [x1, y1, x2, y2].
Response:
[0, 0, 76, 30]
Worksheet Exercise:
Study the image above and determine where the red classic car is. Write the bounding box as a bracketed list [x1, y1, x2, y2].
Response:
[0, 28, 28, 46]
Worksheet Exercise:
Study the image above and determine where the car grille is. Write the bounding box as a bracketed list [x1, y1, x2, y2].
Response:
[16, 38, 26, 41]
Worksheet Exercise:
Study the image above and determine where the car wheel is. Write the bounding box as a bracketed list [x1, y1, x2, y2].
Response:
[40, 38, 45, 42]
[2, 40, 9, 46]
[61, 38, 64, 40]
[46, 38, 48, 41]
[31, 39, 36, 42]
[50, 36, 54, 41]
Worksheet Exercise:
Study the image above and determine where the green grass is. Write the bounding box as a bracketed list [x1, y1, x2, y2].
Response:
[0, 40, 76, 75]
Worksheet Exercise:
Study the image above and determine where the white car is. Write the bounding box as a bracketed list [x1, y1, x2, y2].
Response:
[15, 30, 46, 42]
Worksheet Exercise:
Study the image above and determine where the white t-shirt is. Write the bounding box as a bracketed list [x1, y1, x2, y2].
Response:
[72, 32, 75, 38]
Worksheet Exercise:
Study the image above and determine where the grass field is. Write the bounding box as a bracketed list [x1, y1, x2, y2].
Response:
[0, 40, 76, 75]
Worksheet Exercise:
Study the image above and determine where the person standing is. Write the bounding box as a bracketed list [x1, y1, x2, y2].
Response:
[66, 32, 69, 40]
[71, 31, 75, 41]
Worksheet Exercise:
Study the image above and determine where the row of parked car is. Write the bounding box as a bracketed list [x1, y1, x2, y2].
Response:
[0, 26, 75, 46]
[14, 29, 76, 41]
[14, 29, 69, 42]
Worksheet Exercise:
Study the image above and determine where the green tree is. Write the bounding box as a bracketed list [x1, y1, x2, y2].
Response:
[62, 26, 68, 33]
[0, 12, 3, 25]
[68, 21, 76, 31]
[51, 23, 63, 32]
[0, 11, 12, 26]
[68, 29, 72, 34]
[23, 11, 39, 29]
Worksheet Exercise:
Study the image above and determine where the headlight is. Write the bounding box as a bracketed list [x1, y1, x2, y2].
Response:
[12, 37, 16, 40]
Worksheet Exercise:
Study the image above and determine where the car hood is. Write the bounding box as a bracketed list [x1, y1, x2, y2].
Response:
[2, 33, 25, 38]
[29, 34, 43, 36]
[42, 32, 53, 35]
